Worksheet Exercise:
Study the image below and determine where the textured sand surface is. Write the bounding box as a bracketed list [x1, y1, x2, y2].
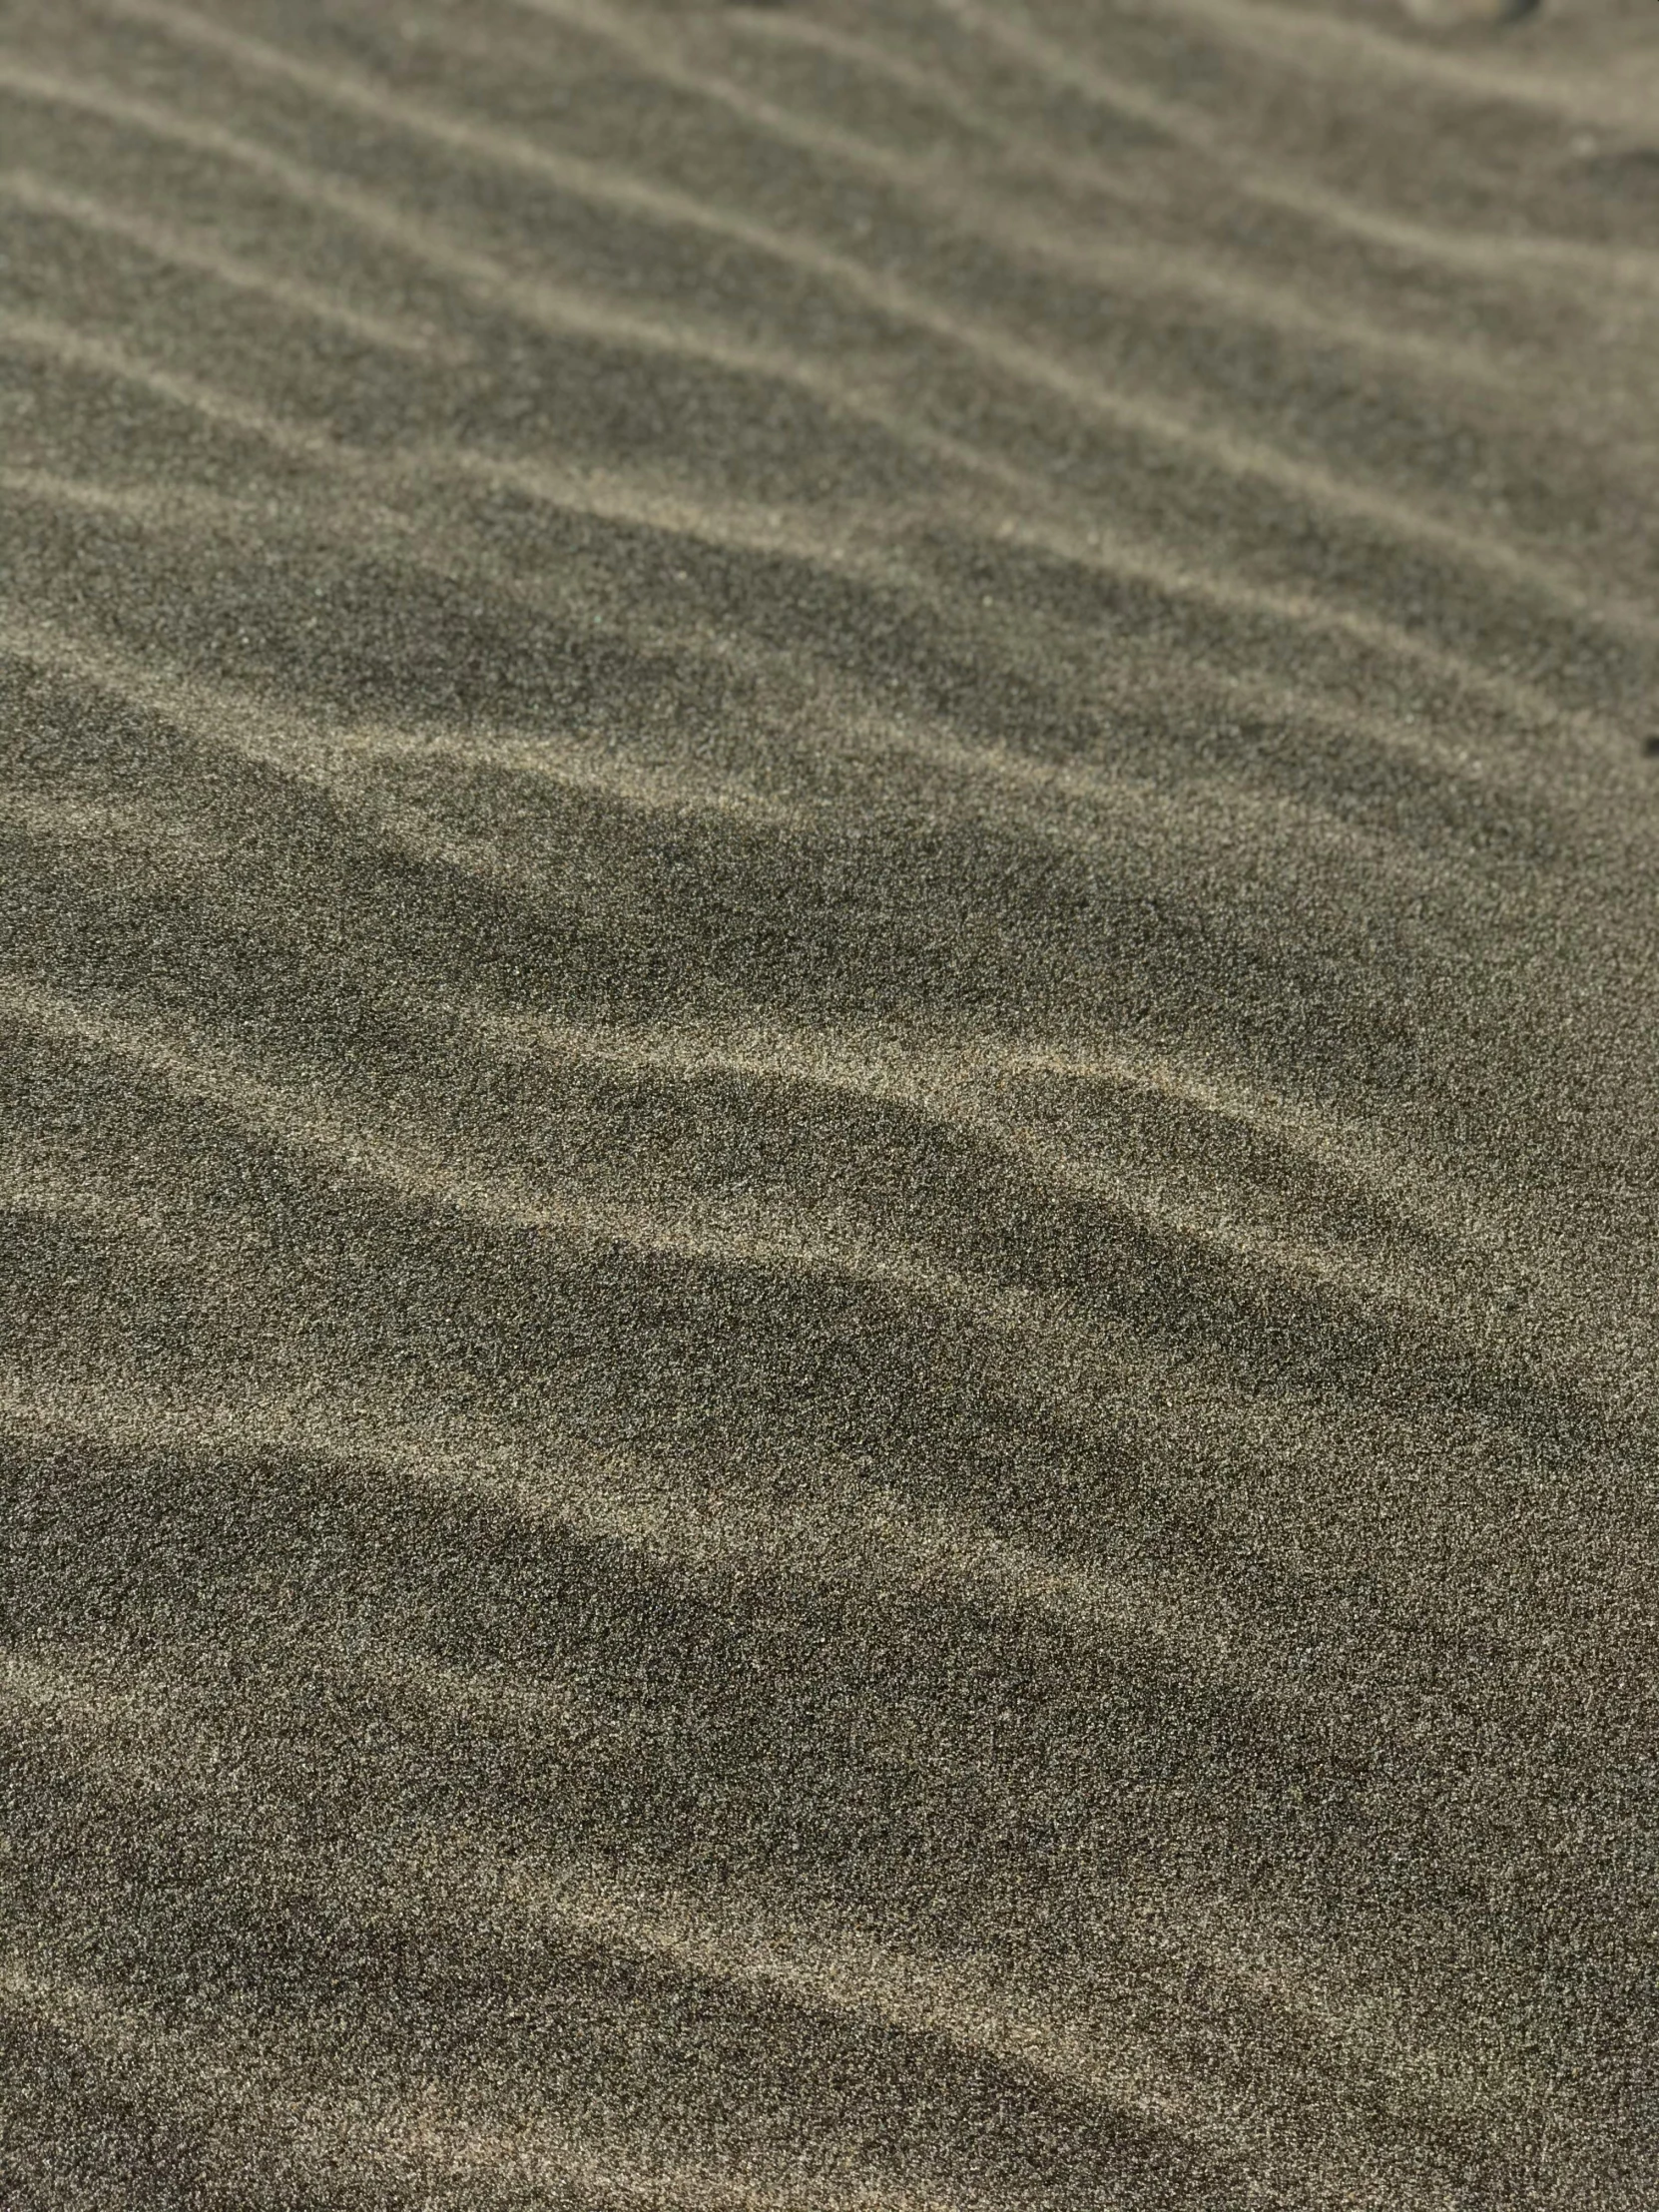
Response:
[4, 0, 1659, 2203]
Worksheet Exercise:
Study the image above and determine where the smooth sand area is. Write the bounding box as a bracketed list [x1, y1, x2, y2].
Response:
[4, 0, 1658, 2203]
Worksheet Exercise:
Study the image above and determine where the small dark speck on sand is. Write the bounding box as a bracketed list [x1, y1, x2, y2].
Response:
[1643, 736, 1659, 758]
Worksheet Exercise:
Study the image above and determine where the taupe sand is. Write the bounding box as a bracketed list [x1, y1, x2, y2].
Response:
[4, 0, 1659, 2203]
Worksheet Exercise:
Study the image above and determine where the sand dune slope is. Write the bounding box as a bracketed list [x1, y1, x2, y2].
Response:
[4, 0, 1659, 2203]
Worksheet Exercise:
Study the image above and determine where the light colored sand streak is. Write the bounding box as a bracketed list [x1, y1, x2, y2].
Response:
[0, 167, 466, 357]
[57, 2, 1659, 635]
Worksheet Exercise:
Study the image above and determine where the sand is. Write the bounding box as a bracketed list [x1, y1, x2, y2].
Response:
[3, 0, 1658, 2202]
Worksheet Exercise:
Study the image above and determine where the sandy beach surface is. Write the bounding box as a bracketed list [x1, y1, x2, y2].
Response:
[4, 0, 1659, 2203]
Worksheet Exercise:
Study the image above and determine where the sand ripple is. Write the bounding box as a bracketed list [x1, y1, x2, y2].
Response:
[4, 0, 1658, 2202]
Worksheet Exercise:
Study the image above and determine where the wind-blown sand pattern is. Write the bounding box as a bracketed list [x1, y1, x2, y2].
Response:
[4, 0, 1659, 2201]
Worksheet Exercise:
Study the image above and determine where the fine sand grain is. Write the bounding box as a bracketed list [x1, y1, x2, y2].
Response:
[4, 0, 1659, 2204]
